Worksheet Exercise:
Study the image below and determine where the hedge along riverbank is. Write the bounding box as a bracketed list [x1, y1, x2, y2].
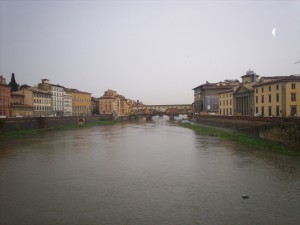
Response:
[178, 122, 300, 156]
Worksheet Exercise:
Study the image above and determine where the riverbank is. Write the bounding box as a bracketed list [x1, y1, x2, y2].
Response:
[179, 122, 300, 156]
[0, 120, 116, 139]
[192, 115, 300, 152]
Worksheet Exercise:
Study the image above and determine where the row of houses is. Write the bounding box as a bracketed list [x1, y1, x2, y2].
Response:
[0, 75, 139, 118]
[193, 70, 300, 117]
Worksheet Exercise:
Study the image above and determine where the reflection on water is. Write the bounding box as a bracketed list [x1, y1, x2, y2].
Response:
[1, 117, 300, 225]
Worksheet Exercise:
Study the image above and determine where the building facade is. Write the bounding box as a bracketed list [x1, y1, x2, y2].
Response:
[91, 97, 100, 115]
[232, 85, 254, 116]
[231, 70, 259, 116]
[253, 75, 300, 117]
[122, 99, 133, 116]
[66, 89, 91, 116]
[0, 76, 11, 117]
[219, 89, 234, 116]
[13, 89, 34, 117]
[39, 79, 65, 116]
[63, 92, 73, 116]
[193, 81, 236, 114]
[31, 88, 52, 117]
[99, 89, 122, 115]
[10, 92, 33, 117]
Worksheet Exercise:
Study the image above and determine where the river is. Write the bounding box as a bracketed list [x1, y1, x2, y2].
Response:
[0, 117, 299, 225]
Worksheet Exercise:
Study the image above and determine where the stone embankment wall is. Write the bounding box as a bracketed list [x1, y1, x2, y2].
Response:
[193, 115, 300, 151]
[259, 122, 300, 151]
[0, 115, 113, 133]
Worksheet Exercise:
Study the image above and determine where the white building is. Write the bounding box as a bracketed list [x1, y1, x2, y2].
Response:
[63, 92, 73, 116]
[38, 79, 65, 116]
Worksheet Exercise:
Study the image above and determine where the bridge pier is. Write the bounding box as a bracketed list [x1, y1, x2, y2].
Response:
[187, 113, 193, 120]
[78, 118, 86, 125]
[169, 114, 175, 120]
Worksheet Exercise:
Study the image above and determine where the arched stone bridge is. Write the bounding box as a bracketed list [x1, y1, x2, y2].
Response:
[132, 104, 193, 120]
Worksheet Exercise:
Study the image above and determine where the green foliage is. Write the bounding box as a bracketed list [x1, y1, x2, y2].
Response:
[15, 121, 20, 130]
[8, 73, 19, 92]
[179, 122, 299, 156]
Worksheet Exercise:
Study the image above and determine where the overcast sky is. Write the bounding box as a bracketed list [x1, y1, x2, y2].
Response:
[1, 0, 299, 104]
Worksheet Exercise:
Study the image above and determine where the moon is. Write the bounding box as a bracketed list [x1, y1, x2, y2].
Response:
[272, 28, 276, 38]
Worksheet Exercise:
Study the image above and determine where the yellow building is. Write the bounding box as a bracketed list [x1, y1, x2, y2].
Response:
[219, 89, 234, 116]
[65, 89, 91, 116]
[253, 75, 300, 117]
[99, 89, 121, 115]
[11, 91, 34, 117]
[122, 99, 133, 116]
[11, 105, 34, 117]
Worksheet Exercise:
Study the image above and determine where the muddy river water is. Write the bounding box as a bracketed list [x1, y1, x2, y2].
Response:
[0, 117, 299, 225]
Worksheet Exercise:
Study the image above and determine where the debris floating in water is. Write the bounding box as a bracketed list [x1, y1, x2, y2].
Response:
[242, 195, 249, 199]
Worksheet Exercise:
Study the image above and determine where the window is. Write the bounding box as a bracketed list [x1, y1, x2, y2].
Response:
[269, 86, 271, 91]
[256, 96, 258, 104]
[261, 106, 264, 116]
[268, 106, 272, 117]
[262, 87, 264, 93]
[291, 106, 297, 117]
[268, 94, 272, 103]
[276, 84, 279, 90]
[276, 93, 279, 102]
[291, 83, 296, 89]
[256, 107, 258, 113]
[255, 89, 258, 94]
[261, 95, 264, 103]
[276, 106, 280, 117]
[291, 93, 296, 101]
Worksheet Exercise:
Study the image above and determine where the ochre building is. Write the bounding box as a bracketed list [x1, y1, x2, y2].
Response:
[99, 89, 134, 116]
[253, 75, 300, 117]
[66, 88, 91, 116]
[0, 76, 11, 117]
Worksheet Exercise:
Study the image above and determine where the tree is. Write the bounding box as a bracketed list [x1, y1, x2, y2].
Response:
[8, 73, 19, 92]
[20, 84, 31, 89]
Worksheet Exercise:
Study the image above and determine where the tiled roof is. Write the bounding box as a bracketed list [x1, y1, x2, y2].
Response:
[65, 88, 91, 95]
[29, 88, 51, 94]
[252, 75, 300, 87]
[193, 82, 233, 90]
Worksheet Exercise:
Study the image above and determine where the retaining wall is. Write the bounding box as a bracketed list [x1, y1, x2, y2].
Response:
[0, 114, 113, 133]
[193, 115, 300, 151]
